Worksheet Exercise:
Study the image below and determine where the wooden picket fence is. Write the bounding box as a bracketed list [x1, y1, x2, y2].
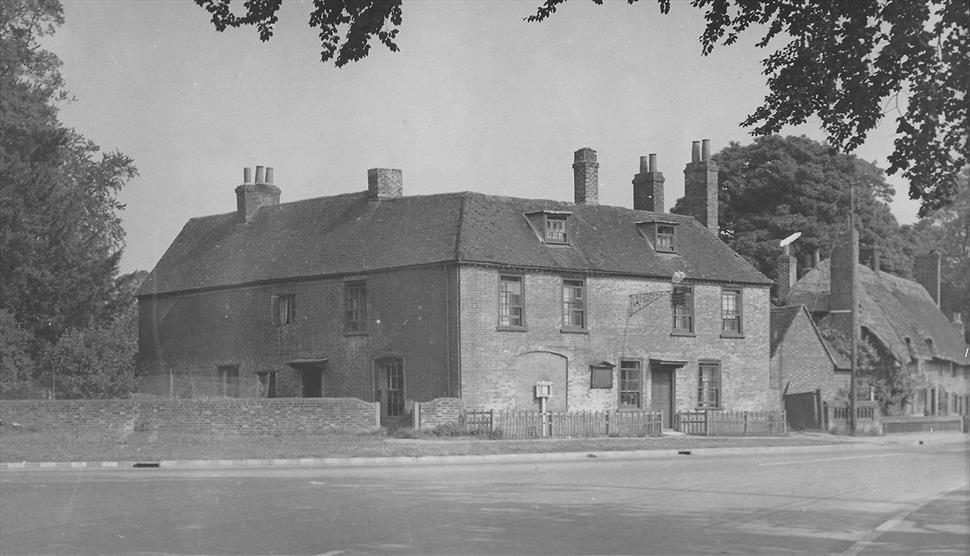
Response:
[462, 409, 662, 439]
[675, 410, 787, 436]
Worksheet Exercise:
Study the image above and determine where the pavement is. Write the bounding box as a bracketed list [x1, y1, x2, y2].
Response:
[2, 430, 966, 471]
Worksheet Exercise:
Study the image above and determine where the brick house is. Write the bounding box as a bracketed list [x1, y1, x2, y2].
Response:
[782, 233, 970, 417]
[770, 304, 850, 403]
[137, 144, 775, 422]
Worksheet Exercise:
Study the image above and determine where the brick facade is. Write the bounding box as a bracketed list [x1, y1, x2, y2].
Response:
[0, 398, 380, 435]
[138, 265, 460, 406]
[771, 308, 849, 403]
[457, 265, 774, 413]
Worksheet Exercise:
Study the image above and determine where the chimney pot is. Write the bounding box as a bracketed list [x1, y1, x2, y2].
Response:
[235, 165, 281, 222]
[691, 141, 701, 163]
[633, 153, 665, 212]
[255, 165, 265, 184]
[243, 167, 252, 184]
[573, 147, 599, 205]
[265, 167, 274, 184]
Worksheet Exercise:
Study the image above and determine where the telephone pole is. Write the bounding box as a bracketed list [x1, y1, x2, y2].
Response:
[849, 183, 857, 436]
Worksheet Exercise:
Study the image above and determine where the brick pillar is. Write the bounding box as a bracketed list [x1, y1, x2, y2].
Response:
[683, 139, 719, 230]
[573, 147, 599, 205]
[633, 153, 665, 212]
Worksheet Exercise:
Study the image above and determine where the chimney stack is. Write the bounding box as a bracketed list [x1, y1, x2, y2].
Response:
[914, 252, 941, 307]
[952, 313, 966, 340]
[235, 165, 281, 222]
[830, 227, 859, 315]
[367, 168, 403, 201]
[776, 244, 797, 303]
[633, 153, 665, 212]
[683, 139, 719, 230]
[860, 246, 881, 273]
[573, 147, 599, 205]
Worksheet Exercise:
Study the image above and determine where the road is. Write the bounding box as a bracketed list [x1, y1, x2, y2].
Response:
[2, 442, 968, 555]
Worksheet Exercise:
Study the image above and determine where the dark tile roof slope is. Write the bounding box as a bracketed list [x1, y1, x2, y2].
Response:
[770, 305, 850, 369]
[787, 260, 969, 366]
[139, 190, 769, 296]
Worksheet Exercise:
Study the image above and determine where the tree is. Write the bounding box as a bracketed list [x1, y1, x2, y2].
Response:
[672, 135, 909, 286]
[196, 0, 967, 216]
[0, 0, 138, 395]
[898, 170, 970, 342]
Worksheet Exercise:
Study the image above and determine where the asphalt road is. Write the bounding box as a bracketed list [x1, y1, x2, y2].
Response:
[2, 442, 968, 555]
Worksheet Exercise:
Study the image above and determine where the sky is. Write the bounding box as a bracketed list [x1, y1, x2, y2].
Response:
[47, 0, 922, 275]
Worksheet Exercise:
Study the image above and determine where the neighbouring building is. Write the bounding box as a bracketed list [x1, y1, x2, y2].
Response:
[137, 143, 776, 423]
[770, 304, 850, 404]
[782, 234, 970, 417]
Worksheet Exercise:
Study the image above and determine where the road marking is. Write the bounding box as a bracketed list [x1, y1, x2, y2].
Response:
[757, 453, 906, 466]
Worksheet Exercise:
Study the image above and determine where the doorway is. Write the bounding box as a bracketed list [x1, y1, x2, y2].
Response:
[650, 365, 676, 428]
[287, 359, 328, 398]
[375, 357, 405, 418]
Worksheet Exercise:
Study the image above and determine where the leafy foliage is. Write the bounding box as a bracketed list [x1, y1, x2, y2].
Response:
[673, 135, 909, 289]
[194, 0, 403, 66]
[819, 323, 913, 416]
[898, 171, 970, 342]
[528, 0, 968, 217]
[0, 0, 139, 397]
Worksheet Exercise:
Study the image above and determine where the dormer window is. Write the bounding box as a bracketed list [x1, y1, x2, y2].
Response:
[637, 220, 679, 253]
[545, 215, 568, 243]
[524, 210, 573, 246]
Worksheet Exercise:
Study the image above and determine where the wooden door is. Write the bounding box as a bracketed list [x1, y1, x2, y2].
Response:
[651, 368, 674, 427]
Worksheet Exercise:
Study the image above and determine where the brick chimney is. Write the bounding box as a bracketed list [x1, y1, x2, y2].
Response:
[914, 252, 941, 307]
[368, 168, 403, 201]
[633, 153, 665, 212]
[830, 227, 859, 314]
[952, 313, 966, 340]
[683, 139, 719, 229]
[235, 165, 281, 222]
[860, 246, 881, 273]
[776, 244, 797, 303]
[573, 147, 599, 205]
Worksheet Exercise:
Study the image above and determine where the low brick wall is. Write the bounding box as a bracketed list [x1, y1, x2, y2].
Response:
[882, 415, 964, 434]
[414, 397, 463, 430]
[0, 398, 380, 435]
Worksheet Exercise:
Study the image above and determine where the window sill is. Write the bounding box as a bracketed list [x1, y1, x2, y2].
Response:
[670, 330, 695, 337]
[496, 325, 528, 332]
[560, 327, 589, 335]
[720, 332, 745, 339]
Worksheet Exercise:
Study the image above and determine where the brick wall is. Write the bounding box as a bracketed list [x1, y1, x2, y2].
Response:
[771, 310, 849, 403]
[138, 264, 460, 405]
[415, 397, 463, 429]
[458, 266, 774, 412]
[0, 398, 380, 435]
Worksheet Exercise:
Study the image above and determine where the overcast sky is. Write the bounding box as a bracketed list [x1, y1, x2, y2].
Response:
[47, 0, 920, 274]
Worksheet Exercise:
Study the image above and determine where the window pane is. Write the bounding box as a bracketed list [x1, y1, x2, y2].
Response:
[656, 225, 675, 252]
[721, 289, 741, 333]
[619, 360, 641, 408]
[345, 284, 366, 332]
[672, 286, 693, 332]
[545, 217, 567, 242]
[562, 279, 585, 328]
[698, 362, 720, 407]
[499, 276, 524, 327]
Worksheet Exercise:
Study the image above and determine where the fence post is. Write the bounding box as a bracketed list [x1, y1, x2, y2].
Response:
[489, 409, 494, 433]
[743, 411, 748, 436]
[412, 401, 421, 430]
[605, 411, 611, 437]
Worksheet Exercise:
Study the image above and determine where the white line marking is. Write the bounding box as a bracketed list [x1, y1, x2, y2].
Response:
[758, 453, 906, 466]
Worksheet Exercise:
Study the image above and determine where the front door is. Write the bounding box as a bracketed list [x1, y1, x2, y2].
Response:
[375, 358, 405, 419]
[301, 367, 323, 397]
[651, 367, 675, 427]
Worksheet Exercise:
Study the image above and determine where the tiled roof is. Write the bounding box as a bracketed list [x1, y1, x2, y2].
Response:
[138, 190, 770, 296]
[770, 305, 850, 370]
[787, 260, 969, 366]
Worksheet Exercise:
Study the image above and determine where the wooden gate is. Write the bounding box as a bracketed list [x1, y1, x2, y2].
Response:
[784, 390, 821, 430]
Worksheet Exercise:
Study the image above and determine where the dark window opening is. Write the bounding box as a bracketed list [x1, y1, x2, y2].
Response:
[272, 294, 295, 325]
[345, 282, 367, 333]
